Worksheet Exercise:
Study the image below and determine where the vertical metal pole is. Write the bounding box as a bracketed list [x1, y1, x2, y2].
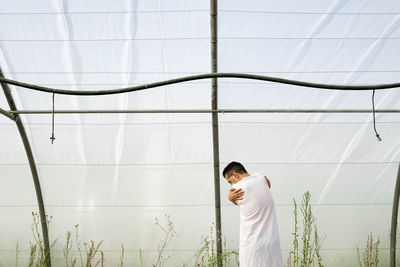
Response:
[210, 0, 222, 265]
[0, 68, 51, 267]
[390, 163, 400, 267]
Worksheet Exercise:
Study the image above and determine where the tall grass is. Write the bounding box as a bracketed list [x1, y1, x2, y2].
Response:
[119, 244, 124, 267]
[62, 231, 75, 267]
[153, 215, 176, 267]
[28, 212, 57, 267]
[186, 224, 238, 267]
[15, 242, 19, 267]
[357, 232, 380, 267]
[61, 224, 105, 267]
[17, 213, 240, 266]
[287, 191, 324, 267]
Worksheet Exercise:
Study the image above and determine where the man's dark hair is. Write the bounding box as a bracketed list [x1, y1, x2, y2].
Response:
[222, 161, 248, 178]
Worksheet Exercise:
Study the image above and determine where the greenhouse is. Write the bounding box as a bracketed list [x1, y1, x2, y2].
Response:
[1, 0, 400, 266]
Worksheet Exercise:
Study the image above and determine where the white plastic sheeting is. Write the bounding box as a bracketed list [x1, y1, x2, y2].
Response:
[1, 0, 400, 266]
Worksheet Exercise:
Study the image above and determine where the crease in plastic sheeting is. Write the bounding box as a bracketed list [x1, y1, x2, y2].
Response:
[157, 0, 174, 171]
[0, 39, 40, 162]
[58, 0, 87, 163]
[372, 165, 400, 204]
[290, 124, 310, 163]
[312, 16, 400, 128]
[157, 0, 168, 80]
[281, 0, 348, 123]
[284, 0, 347, 72]
[110, 0, 138, 205]
[341, 16, 400, 118]
[377, 86, 400, 114]
[366, 163, 394, 203]
[366, 139, 400, 202]
[342, 15, 400, 84]
[317, 122, 371, 204]
[0, 45, 24, 111]
[318, 15, 400, 144]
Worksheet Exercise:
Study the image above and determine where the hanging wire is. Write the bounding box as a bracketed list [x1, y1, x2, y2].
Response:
[372, 89, 382, 141]
[50, 92, 55, 144]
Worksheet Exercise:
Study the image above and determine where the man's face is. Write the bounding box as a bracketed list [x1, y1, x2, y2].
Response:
[225, 172, 241, 185]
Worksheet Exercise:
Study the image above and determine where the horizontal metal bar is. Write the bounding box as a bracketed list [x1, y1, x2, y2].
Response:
[4, 37, 400, 42]
[10, 109, 400, 114]
[1, 73, 400, 96]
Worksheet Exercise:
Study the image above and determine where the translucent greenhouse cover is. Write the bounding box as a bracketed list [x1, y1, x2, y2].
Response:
[1, 0, 400, 266]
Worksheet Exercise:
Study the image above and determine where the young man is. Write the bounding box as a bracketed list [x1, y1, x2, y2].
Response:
[223, 161, 283, 267]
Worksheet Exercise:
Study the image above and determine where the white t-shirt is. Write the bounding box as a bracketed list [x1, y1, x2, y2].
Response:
[232, 173, 283, 267]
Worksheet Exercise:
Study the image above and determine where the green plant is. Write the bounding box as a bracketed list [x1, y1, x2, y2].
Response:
[288, 199, 300, 266]
[83, 240, 103, 266]
[153, 214, 177, 267]
[287, 191, 324, 267]
[119, 244, 124, 267]
[313, 224, 323, 267]
[187, 224, 238, 267]
[72, 223, 104, 267]
[20, 213, 246, 266]
[28, 241, 37, 267]
[139, 248, 144, 267]
[63, 231, 76, 267]
[28, 212, 57, 267]
[22, 214, 108, 267]
[100, 251, 105, 267]
[15, 241, 19, 267]
[75, 224, 84, 267]
[73, 224, 104, 267]
[357, 232, 380, 267]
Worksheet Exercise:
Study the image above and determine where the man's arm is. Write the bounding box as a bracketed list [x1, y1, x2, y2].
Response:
[228, 187, 244, 205]
[228, 176, 270, 205]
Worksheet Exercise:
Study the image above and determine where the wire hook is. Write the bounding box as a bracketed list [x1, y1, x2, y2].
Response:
[50, 92, 56, 144]
[372, 89, 381, 141]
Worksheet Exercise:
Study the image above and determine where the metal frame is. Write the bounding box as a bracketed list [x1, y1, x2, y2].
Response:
[210, 0, 222, 265]
[1, 73, 400, 96]
[2, 77, 400, 267]
[0, 107, 15, 120]
[2, 106, 400, 267]
[391, 163, 400, 267]
[0, 2, 399, 264]
[2, 82, 400, 267]
[9, 109, 400, 114]
[0, 68, 51, 267]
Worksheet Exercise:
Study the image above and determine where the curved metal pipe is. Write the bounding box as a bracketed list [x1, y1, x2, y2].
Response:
[0, 73, 399, 96]
[390, 163, 400, 267]
[0, 107, 15, 120]
[0, 69, 51, 267]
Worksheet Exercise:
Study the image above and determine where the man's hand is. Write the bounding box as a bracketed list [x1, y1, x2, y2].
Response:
[265, 176, 271, 188]
[228, 188, 244, 205]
